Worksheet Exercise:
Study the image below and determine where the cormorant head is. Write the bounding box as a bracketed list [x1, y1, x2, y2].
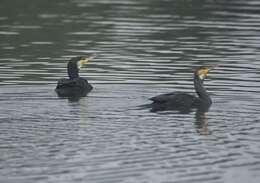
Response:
[67, 54, 96, 79]
[195, 66, 210, 80]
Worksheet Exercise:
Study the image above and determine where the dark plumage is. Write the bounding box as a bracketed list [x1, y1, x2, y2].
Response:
[148, 66, 213, 113]
[55, 55, 95, 98]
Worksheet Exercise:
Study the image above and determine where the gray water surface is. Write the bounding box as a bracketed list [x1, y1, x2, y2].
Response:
[1, 0, 260, 183]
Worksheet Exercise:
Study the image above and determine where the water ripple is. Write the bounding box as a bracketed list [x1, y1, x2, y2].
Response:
[1, 0, 260, 182]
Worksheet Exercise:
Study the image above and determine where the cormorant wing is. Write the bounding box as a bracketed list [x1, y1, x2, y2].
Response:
[150, 92, 177, 103]
[150, 92, 196, 105]
[57, 78, 78, 88]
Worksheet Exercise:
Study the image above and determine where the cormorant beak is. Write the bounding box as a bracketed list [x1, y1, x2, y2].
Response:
[78, 54, 97, 68]
[197, 65, 217, 80]
[208, 65, 217, 71]
[199, 65, 217, 79]
[79, 58, 89, 66]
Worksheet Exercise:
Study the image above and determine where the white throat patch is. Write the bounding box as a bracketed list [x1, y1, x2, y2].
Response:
[77, 61, 82, 69]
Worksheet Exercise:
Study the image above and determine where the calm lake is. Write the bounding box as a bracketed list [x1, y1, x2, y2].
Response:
[1, 0, 260, 182]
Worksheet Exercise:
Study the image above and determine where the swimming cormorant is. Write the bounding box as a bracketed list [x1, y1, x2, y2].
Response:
[55, 55, 96, 98]
[148, 66, 214, 113]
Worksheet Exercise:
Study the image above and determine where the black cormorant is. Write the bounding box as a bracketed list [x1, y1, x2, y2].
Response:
[148, 66, 214, 113]
[55, 55, 96, 98]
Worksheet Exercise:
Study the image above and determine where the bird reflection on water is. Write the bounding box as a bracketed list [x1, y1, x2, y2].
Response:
[195, 110, 210, 135]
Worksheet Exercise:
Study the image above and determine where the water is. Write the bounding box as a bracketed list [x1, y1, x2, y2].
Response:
[1, 0, 260, 182]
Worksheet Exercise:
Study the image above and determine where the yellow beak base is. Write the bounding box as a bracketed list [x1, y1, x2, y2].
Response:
[198, 68, 209, 78]
[79, 59, 89, 65]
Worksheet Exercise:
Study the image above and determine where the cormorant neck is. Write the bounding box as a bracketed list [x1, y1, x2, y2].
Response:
[194, 74, 211, 103]
[67, 62, 79, 79]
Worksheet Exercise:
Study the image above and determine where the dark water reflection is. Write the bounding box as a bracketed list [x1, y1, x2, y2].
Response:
[1, 0, 260, 182]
